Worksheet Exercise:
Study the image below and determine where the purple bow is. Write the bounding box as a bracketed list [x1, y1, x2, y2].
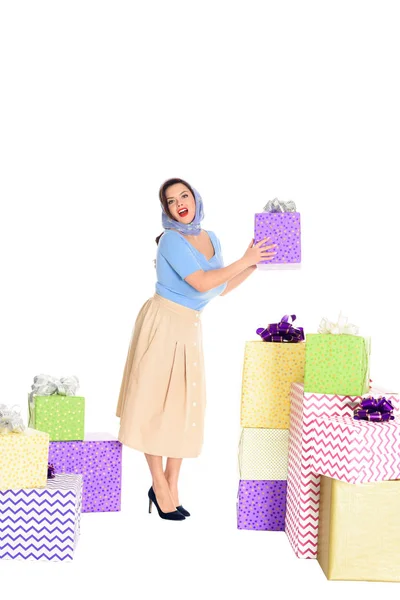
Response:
[256, 314, 304, 343]
[47, 463, 55, 479]
[354, 396, 395, 422]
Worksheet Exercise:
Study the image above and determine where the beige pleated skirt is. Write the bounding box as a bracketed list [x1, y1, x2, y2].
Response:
[116, 293, 206, 458]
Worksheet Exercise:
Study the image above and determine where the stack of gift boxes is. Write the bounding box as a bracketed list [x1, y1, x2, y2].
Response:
[237, 317, 306, 531]
[236, 200, 303, 530]
[0, 375, 122, 561]
[285, 316, 400, 582]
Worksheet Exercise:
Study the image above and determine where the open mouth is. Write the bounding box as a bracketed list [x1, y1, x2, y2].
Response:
[178, 208, 189, 217]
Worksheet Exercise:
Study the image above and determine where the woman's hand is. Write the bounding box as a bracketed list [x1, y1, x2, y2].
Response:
[242, 237, 277, 268]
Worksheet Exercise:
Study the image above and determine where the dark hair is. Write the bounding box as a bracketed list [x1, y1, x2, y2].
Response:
[155, 177, 195, 245]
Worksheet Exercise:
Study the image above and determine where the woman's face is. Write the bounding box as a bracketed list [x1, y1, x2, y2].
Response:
[165, 183, 196, 224]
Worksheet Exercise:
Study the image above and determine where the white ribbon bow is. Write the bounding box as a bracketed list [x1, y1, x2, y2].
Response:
[263, 198, 297, 213]
[318, 312, 359, 335]
[29, 374, 80, 407]
[0, 404, 25, 434]
[30, 374, 80, 397]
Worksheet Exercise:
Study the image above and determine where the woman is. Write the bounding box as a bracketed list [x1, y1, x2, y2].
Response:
[115, 177, 276, 521]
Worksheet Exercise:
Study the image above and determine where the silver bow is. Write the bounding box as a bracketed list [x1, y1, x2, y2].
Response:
[29, 374, 80, 407]
[263, 198, 297, 212]
[318, 312, 359, 335]
[0, 404, 25, 434]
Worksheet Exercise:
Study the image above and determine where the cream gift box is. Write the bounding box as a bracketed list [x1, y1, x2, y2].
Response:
[238, 427, 289, 480]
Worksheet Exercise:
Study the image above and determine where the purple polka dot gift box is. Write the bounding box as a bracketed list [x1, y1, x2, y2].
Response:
[237, 480, 287, 531]
[254, 199, 301, 270]
[48, 433, 122, 513]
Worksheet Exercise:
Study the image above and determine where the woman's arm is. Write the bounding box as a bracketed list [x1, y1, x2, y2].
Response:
[220, 265, 257, 296]
[185, 257, 250, 293]
[184, 237, 275, 293]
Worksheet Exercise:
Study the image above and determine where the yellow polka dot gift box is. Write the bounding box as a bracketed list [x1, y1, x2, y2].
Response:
[240, 315, 306, 429]
[240, 341, 306, 429]
[0, 427, 49, 491]
[303, 314, 370, 397]
[28, 375, 85, 441]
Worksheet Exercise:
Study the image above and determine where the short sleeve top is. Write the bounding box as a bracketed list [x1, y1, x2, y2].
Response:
[155, 229, 227, 311]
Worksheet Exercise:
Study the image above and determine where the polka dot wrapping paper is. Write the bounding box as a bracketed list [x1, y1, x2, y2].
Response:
[0, 428, 49, 491]
[28, 394, 85, 441]
[240, 341, 306, 428]
[48, 433, 122, 513]
[237, 480, 287, 530]
[304, 334, 371, 396]
[238, 428, 289, 480]
[254, 212, 301, 268]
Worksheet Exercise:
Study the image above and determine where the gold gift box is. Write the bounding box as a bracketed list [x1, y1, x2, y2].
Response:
[240, 341, 306, 428]
[318, 475, 400, 582]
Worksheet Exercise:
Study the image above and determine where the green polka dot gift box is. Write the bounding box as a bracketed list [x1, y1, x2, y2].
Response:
[28, 375, 85, 441]
[304, 318, 371, 397]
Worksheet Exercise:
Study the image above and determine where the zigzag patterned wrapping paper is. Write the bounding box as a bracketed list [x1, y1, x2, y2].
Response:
[318, 476, 400, 581]
[254, 212, 301, 268]
[0, 473, 82, 561]
[240, 341, 306, 428]
[48, 433, 122, 512]
[285, 383, 400, 559]
[28, 394, 85, 441]
[304, 333, 370, 396]
[238, 428, 289, 480]
[0, 428, 49, 491]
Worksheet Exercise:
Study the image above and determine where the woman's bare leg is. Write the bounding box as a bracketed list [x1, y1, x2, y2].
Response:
[145, 453, 176, 512]
[164, 458, 183, 507]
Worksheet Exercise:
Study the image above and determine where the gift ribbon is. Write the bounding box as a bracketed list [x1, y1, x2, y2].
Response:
[256, 314, 304, 343]
[0, 404, 25, 434]
[28, 374, 80, 427]
[318, 312, 359, 335]
[47, 463, 55, 479]
[263, 198, 296, 213]
[29, 374, 79, 406]
[353, 396, 395, 422]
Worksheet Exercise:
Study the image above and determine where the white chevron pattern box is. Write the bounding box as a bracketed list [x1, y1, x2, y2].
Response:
[238, 428, 289, 480]
[0, 473, 82, 561]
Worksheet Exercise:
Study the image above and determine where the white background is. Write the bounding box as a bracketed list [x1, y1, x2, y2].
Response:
[1, 0, 400, 597]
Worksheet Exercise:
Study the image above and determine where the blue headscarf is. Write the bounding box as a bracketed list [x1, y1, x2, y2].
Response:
[161, 187, 204, 236]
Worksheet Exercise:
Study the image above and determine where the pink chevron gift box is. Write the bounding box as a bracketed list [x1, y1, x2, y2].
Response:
[285, 383, 400, 559]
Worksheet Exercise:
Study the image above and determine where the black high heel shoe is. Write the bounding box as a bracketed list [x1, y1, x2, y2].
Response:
[148, 487, 186, 521]
[176, 505, 191, 517]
